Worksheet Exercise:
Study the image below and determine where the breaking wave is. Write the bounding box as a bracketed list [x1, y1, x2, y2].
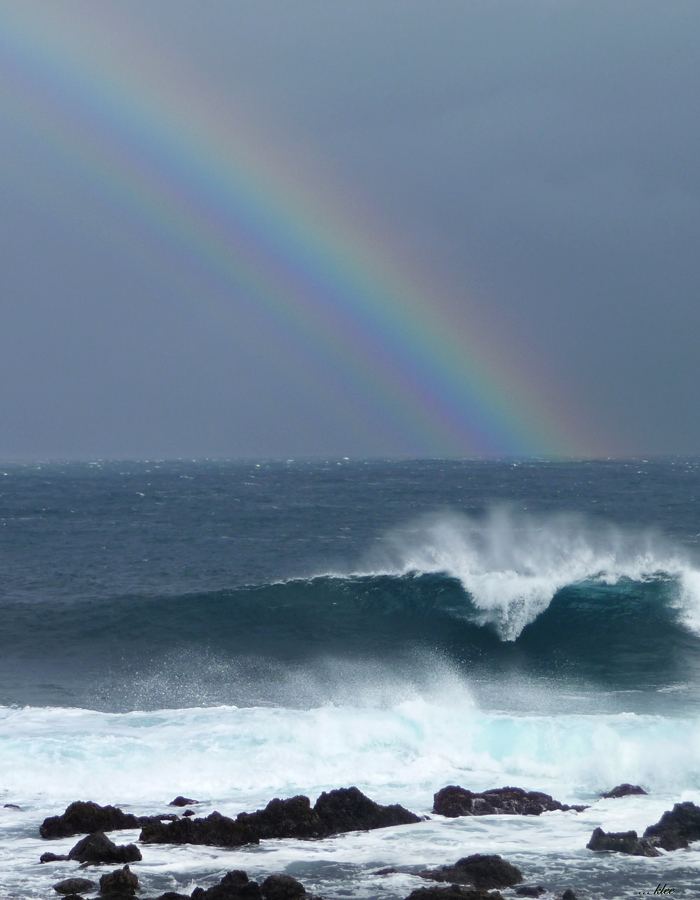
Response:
[2, 510, 700, 709]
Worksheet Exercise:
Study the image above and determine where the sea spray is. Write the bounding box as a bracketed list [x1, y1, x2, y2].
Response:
[361, 508, 699, 639]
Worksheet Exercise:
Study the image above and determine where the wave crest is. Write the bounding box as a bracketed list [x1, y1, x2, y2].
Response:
[359, 509, 698, 640]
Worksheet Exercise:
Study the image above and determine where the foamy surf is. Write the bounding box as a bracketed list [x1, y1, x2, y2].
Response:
[2, 699, 700, 899]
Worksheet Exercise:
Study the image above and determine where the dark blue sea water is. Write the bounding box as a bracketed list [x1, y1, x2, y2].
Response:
[1, 459, 700, 898]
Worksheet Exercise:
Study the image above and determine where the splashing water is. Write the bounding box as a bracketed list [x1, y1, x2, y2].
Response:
[359, 509, 700, 639]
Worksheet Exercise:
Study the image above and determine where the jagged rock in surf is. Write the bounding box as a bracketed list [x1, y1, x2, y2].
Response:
[260, 875, 308, 900]
[433, 786, 586, 818]
[405, 887, 505, 900]
[185, 870, 315, 900]
[600, 783, 647, 799]
[41, 851, 70, 863]
[141, 787, 418, 848]
[191, 870, 262, 900]
[234, 787, 420, 841]
[643, 801, 700, 850]
[53, 877, 96, 895]
[236, 795, 327, 839]
[3, 803, 21, 810]
[68, 831, 142, 864]
[313, 786, 420, 833]
[150, 894, 191, 900]
[41, 801, 143, 838]
[420, 855, 523, 890]
[560, 892, 577, 900]
[515, 888, 546, 897]
[149, 894, 191, 900]
[169, 796, 199, 807]
[140, 811, 258, 848]
[99, 864, 139, 895]
[586, 826, 659, 857]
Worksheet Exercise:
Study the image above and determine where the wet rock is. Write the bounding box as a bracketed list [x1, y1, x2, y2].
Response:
[600, 783, 647, 799]
[235, 787, 419, 841]
[420, 855, 523, 890]
[100, 865, 139, 895]
[68, 831, 143, 864]
[150, 894, 191, 900]
[433, 786, 586, 818]
[183, 809, 196, 817]
[41, 851, 70, 863]
[560, 892, 577, 900]
[53, 878, 96, 895]
[375, 867, 399, 875]
[191, 870, 262, 900]
[260, 875, 307, 900]
[515, 889, 546, 897]
[41, 801, 143, 838]
[3, 803, 21, 810]
[643, 801, 700, 850]
[586, 826, 660, 857]
[405, 887, 504, 900]
[169, 796, 198, 807]
[150, 894, 191, 899]
[140, 811, 259, 848]
[314, 786, 420, 833]
[140, 789, 418, 852]
[237, 795, 327, 839]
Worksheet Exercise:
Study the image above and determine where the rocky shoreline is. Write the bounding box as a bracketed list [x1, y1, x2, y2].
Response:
[19, 783, 700, 900]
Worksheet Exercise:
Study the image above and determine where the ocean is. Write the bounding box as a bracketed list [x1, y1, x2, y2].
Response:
[1, 459, 699, 898]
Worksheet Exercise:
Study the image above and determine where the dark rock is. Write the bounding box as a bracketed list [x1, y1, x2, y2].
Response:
[62, 895, 87, 900]
[142, 787, 417, 849]
[183, 809, 196, 817]
[643, 801, 700, 851]
[375, 867, 399, 875]
[100, 865, 139, 895]
[68, 831, 143, 864]
[515, 889, 546, 897]
[149, 894, 191, 899]
[191, 870, 262, 900]
[4, 803, 21, 809]
[233, 787, 419, 842]
[140, 811, 259, 848]
[421, 855, 523, 890]
[41, 852, 70, 863]
[600, 783, 647, 799]
[169, 796, 198, 807]
[150, 894, 191, 900]
[260, 874, 307, 900]
[405, 887, 504, 900]
[53, 878, 96, 895]
[41, 802, 142, 838]
[560, 892, 577, 900]
[313, 786, 420, 833]
[433, 786, 586, 818]
[586, 826, 660, 857]
[237, 795, 327, 839]
[101, 894, 142, 900]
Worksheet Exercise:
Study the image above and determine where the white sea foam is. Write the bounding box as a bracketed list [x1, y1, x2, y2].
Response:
[3, 698, 700, 899]
[2, 697, 699, 810]
[356, 509, 700, 639]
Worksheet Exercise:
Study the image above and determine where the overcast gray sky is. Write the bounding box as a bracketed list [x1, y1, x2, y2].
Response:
[0, 0, 698, 459]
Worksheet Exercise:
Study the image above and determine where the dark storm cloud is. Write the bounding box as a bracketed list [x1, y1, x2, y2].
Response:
[0, 0, 698, 457]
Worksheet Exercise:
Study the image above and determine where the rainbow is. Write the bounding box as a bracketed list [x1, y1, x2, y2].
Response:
[0, 4, 607, 457]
